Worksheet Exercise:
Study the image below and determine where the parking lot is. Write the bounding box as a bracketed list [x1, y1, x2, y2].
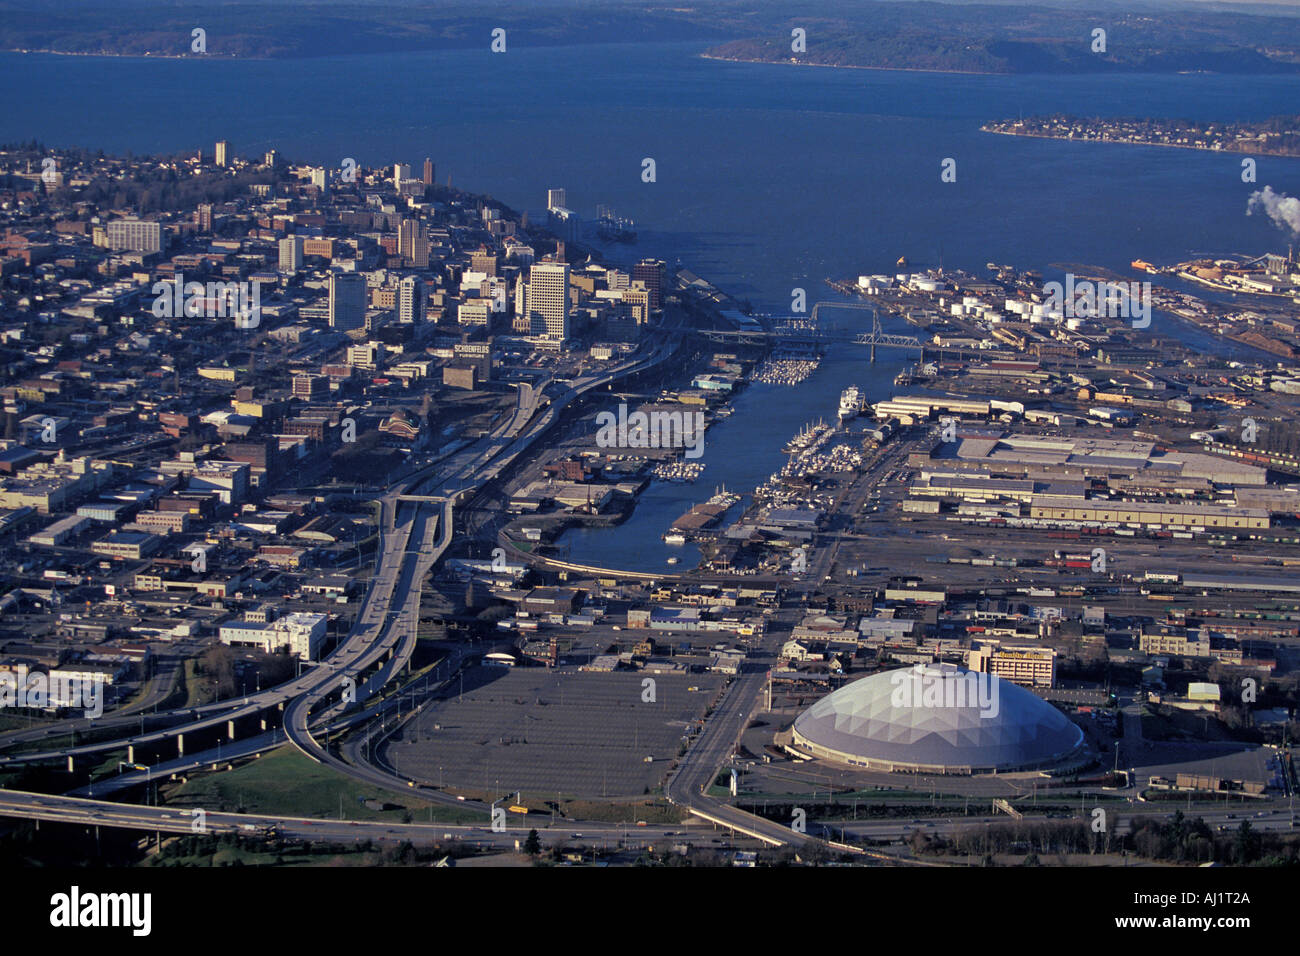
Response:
[382, 666, 724, 799]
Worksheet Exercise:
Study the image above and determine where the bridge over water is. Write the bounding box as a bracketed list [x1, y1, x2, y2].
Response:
[691, 301, 926, 362]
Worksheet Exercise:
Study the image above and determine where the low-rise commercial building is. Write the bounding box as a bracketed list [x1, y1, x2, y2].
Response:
[967, 641, 1056, 688]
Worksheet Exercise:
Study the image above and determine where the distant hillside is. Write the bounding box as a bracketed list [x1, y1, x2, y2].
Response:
[2, 0, 1298, 71]
[0, 1, 730, 59]
[703, 3, 1300, 75]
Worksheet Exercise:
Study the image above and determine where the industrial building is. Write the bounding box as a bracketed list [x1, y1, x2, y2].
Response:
[218, 611, 327, 660]
[1028, 496, 1268, 529]
[913, 432, 1267, 486]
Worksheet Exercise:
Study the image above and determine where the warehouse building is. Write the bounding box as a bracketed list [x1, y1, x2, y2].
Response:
[912, 432, 1267, 485]
[1028, 496, 1268, 529]
[1181, 572, 1300, 595]
[27, 514, 91, 547]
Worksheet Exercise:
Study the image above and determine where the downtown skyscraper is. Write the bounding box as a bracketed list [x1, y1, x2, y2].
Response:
[528, 261, 570, 340]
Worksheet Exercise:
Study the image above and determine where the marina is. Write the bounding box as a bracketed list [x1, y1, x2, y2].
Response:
[752, 350, 821, 386]
[651, 459, 706, 482]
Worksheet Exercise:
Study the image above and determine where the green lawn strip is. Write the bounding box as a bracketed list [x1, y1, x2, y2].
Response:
[557, 798, 685, 825]
[158, 744, 479, 824]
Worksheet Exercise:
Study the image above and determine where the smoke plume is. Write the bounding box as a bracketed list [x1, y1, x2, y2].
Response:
[1247, 186, 1300, 237]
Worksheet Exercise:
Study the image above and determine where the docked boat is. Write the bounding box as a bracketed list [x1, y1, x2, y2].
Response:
[838, 386, 862, 422]
[596, 204, 637, 243]
[708, 486, 741, 509]
[783, 421, 829, 454]
[663, 533, 687, 546]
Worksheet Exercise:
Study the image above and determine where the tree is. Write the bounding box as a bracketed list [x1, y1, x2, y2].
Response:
[523, 829, 542, 856]
[1234, 820, 1257, 864]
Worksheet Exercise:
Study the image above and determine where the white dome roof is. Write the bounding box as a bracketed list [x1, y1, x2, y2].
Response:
[792, 664, 1084, 772]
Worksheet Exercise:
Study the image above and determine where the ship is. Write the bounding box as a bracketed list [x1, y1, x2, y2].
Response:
[663, 533, 687, 546]
[782, 420, 828, 453]
[596, 204, 637, 243]
[708, 485, 741, 509]
[838, 385, 863, 422]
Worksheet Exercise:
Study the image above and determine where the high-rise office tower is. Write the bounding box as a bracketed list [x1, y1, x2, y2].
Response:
[398, 219, 429, 269]
[513, 275, 530, 333]
[328, 272, 366, 332]
[197, 204, 213, 233]
[215, 141, 230, 167]
[528, 261, 570, 340]
[547, 188, 566, 211]
[393, 163, 411, 185]
[398, 275, 424, 325]
[279, 236, 303, 273]
[422, 158, 434, 186]
[632, 258, 667, 311]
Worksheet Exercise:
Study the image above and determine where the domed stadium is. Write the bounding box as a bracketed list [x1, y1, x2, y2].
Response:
[790, 664, 1085, 774]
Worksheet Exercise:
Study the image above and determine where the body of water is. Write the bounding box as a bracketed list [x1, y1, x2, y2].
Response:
[5, 41, 1299, 571]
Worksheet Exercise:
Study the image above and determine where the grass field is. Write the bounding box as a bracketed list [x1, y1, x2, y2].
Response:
[160, 745, 481, 824]
[554, 797, 684, 825]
